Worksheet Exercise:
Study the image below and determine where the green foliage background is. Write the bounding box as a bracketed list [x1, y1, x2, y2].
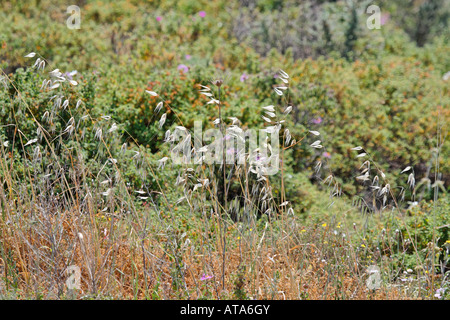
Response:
[1, 0, 448, 194]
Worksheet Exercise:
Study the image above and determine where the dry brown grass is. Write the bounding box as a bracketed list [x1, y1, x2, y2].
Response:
[0, 205, 413, 300]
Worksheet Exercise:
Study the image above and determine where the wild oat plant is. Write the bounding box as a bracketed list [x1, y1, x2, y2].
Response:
[0, 53, 447, 300]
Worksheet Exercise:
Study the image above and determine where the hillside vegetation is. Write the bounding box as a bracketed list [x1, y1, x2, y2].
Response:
[0, 0, 448, 300]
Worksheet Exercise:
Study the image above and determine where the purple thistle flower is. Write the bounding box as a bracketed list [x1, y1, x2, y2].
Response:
[381, 13, 389, 26]
[177, 64, 189, 73]
[156, 16, 162, 22]
[312, 117, 323, 124]
[198, 11, 206, 18]
[240, 72, 249, 82]
[322, 152, 331, 159]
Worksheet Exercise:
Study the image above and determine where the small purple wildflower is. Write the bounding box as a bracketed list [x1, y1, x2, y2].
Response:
[185, 54, 192, 60]
[156, 16, 162, 22]
[240, 72, 249, 82]
[177, 64, 189, 73]
[226, 148, 235, 155]
[312, 117, 323, 124]
[63, 70, 77, 80]
[322, 152, 331, 159]
[381, 13, 389, 26]
[256, 155, 266, 161]
[198, 11, 206, 18]
[434, 288, 446, 299]
[200, 274, 213, 281]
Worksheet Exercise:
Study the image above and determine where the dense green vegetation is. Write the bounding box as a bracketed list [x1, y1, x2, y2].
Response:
[1, 0, 448, 193]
